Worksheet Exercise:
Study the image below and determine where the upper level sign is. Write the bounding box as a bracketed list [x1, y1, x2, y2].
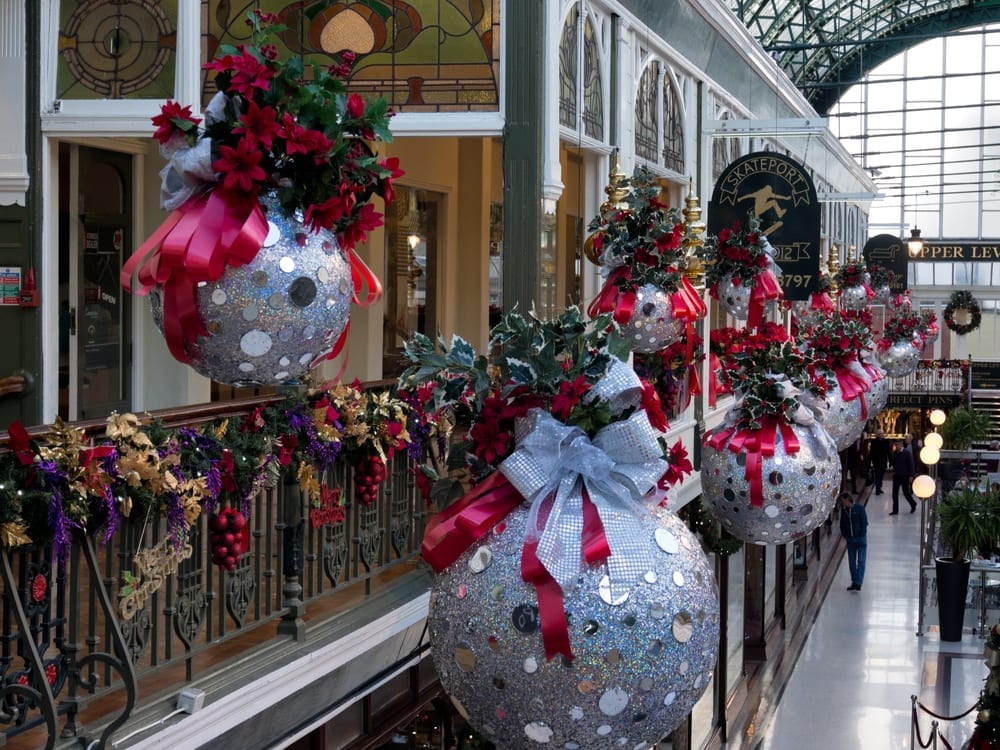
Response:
[708, 152, 821, 301]
[908, 242, 1000, 261]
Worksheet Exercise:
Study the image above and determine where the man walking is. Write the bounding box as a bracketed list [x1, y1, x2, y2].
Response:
[868, 429, 890, 495]
[891, 438, 917, 514]
[840, 492, 868, 591]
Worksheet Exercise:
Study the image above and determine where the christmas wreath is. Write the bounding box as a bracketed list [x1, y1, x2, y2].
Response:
[944, 290, 982, 335]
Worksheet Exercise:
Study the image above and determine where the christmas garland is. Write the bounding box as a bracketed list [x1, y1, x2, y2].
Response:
[944, 290, 982, 335]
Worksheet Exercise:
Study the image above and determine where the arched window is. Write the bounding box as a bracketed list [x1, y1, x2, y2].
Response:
[635, 62, 659, 163]
[662, 73, 684, 173]
[558, 4, 579, 129]
[582, 15, 603, 140]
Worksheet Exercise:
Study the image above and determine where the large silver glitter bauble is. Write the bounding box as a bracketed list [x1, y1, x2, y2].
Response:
[428, 501, 719, 750]
[865, 371, 889, 414]
[790, 299, 827, 329]
[839, 284, 871, 312]
[717, 272, 751, 320]
[701, 421, 840, 545]
[817, 376, 866, 451]
[150, 192, 354, 385]
[873, 285, 892, 305]
[624, 284, 685, 353]
[877, 339, 921, 378]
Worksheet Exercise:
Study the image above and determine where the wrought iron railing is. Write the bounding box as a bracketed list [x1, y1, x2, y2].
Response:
[887, 361, 969, 394]
[0, 391, 430, 749]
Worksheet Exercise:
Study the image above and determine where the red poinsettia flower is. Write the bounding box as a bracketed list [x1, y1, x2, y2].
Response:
[379, 156, 405, 204]
[219, 449, 238, 494]
[213, 138, 266, 195]
[469, 419, 514, 466]
[305, 193, 355, 233]
[151, 101, 201, 145]
[551, 375, 591, 421]
[228, 48, 275, 97]
[278, 434, 298, 466]
[234, 101, 281, 151]
[338, 203, 384, 248]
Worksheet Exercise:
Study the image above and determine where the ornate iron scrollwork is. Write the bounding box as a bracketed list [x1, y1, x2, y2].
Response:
[119, 607, 152, 665]
[226, 561, 257, 626]
[357, 504, 382, 572]
[323, 523, 347, 585]
[173, 586, 208, 649]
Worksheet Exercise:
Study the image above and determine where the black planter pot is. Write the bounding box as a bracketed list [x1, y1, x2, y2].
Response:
[936, 556, 971, 642]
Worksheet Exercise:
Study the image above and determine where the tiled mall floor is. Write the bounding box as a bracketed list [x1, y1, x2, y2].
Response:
[752, 488, 988, 750]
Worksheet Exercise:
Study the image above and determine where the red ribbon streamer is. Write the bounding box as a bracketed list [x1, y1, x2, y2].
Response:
[7, 421, 35, 467]
[706, 417, 801, 507]
[422, 475, 613, 661]
[834, 366, 871, 420]
[587, 268, 635, 325]
[809, 291, 834, 312]
[708, 352, 730, 408]
[121, 189, 268, 363]
[747, 269, 783, 330]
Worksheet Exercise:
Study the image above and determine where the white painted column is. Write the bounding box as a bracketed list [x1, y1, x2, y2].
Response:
[0, 0, 28, 205]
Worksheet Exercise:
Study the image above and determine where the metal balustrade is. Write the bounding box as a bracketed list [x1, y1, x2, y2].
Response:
[0, 394, 430, 748]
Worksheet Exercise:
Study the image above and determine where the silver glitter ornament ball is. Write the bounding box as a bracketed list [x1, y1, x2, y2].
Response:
[428, 500, 719, 750]
[816, 375, 867, 451]
[790, 299, 827, 329]
[839, 284, 871, 312]
[716, 273, 751, 320]
[877, 339, 921, 378]
[873, 285, 892, 305]
[624, 284, 685, 353]
[865, 370, 889, 414]
[150, 192, 354, 385]
[701, 421, 840, 545]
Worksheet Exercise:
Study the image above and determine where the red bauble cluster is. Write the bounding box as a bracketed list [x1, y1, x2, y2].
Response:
[208, 509, 248, 572]
[354, 455, 386, 506]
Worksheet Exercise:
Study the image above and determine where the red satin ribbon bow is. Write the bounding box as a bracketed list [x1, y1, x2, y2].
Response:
[810, 291, 835, 312]
[706, 417, 801, 507]
[834, 366, 871, 420]
[422, 474, 611, 661]
[587, 268, 635, 325]
[121, 189, 268, 364]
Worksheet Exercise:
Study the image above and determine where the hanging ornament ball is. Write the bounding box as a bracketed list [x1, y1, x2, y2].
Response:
[816, 377, 867, 452]
[624, 284, 686, 353]
[584, 232, 604, 265]
[873, 285, 892, 305]
[839, 284, 871, 312]
[790, 299, 827, 329]
[701, 422, 841, 545]
[877, 339, 921, 378]
[865, 369, 889, 414]
[717, 273, 751, 320]
[150, 192, 354, 386]
[428, 501, 719, 750]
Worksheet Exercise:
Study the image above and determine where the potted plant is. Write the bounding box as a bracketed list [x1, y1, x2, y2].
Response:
[940, 406, 992, 450]
[936, 488, 993, 641]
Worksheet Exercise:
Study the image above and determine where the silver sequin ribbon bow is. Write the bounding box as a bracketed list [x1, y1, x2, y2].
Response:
[499, 367, 667, 599]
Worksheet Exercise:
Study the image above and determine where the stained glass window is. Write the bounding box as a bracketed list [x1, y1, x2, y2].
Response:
[635, 62, 658, 163]
[582, 15, 603, 141]
[202, 1, 500, 113]
[559, 5, 578, 129]
[712, 108, 732, 182]
[662, 73, 683, 173]
[57, 0, 177, 100]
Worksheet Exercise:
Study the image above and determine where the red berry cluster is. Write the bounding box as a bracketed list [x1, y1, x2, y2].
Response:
[208, 509, 248, 572]
[353, 455, 386, 506]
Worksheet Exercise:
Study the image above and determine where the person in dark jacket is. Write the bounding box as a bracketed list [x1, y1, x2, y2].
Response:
[890, 439, 917, 514]
[868, 429, 891, 495]
[839, 492, 869, 591]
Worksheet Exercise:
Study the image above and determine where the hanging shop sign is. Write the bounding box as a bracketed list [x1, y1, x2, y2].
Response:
[862, 234, 908, 292]
[909, 242, 1000, 261]
[885, 392, 963, 409]
[708, 151, 821, 301]
[971, 361, 1000, 390]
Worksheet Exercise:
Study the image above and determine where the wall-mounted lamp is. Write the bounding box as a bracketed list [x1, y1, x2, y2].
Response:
[407, 233, 422, 250]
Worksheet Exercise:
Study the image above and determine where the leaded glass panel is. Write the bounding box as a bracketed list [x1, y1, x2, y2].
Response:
[559, 5, 579, 129]
[635, 62, 658, 163]
[582, 15, 603, 141]
[57, 0, 178, 99]
[202, 0, 500, 113]
[662, 74, 683, 173]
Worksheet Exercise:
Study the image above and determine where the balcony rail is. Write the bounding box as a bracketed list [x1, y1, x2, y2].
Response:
[0, 388, 431, 749]
[886, 360, 969, 394]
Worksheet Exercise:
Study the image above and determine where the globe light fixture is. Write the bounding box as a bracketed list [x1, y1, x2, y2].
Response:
[929, 409, 947, 426]
[920, 445, 941, 466]
[912, 474, 936, 499]
[924, 432, 943, 451]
